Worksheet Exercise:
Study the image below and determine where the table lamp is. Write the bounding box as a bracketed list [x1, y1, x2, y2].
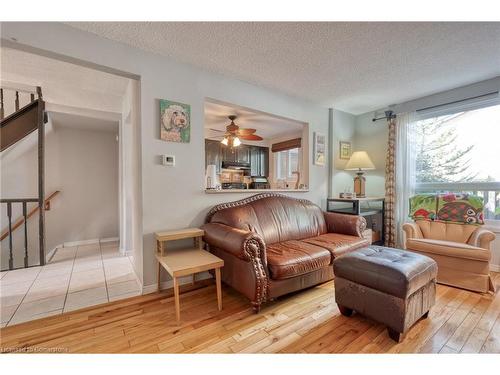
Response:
[344, 151, 375, 198]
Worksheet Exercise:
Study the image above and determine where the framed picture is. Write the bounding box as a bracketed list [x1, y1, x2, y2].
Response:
[313, 132, 326, 166]
[339, 141, 352, 160]
[160, 99, 191, 143]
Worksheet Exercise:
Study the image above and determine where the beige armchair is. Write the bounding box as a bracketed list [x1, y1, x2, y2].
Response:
[403, 220, 496, 293]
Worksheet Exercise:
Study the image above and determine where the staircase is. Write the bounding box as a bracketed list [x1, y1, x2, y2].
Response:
[1, 85, 47, 270]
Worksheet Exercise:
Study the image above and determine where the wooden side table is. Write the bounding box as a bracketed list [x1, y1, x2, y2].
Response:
[155, 227, 224, 322]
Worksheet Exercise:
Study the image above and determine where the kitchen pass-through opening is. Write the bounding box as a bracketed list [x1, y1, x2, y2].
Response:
[204, 98, 309, 193]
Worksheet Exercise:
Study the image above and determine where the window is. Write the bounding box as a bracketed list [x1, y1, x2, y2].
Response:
[275, 148, 300, 181]
[414, 103, 500, 221]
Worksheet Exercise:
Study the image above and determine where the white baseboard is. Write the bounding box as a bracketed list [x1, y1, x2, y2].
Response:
[100, 237, 119, 243]
[142, 272, 212, 295]
[490, 264, 500, 272]
[59, 237, 119, 248]
[63, 238, 100, 247]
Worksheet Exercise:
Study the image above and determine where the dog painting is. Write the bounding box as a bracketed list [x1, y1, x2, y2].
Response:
[160, 99, 190, 143]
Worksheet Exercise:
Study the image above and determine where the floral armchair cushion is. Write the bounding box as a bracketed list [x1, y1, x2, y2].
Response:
[409, 193, 484, 225]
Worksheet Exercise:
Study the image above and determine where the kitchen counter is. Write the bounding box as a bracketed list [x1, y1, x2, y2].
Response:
[205, 189, 309, 194]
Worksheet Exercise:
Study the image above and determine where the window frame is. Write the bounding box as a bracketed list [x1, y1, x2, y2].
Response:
[275, 147, 302, 183]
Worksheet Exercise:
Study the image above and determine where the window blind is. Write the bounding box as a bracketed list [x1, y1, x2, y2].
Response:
[271, 138, 302, 153]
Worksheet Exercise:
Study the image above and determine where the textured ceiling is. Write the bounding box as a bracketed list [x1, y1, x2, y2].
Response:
[68, 22, 500, 114]
[204, 100, 304, 142]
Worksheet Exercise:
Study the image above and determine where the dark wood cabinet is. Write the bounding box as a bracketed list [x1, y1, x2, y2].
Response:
[250, 146, 269, 177]
[205, 139, 269, 176]
[205, 139, 223, 173]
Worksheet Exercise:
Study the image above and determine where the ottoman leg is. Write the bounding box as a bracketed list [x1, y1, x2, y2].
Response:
[387, 328, 402, 343]
[338, 304, 353, 317]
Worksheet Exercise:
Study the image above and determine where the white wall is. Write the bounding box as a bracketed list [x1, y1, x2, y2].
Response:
[1, 119, 119, 268]
[1, 23, 331, 288]
[53, 125, 119, 245]
[119, 80, 143, 281]
[331, 109, 356, 198]
[353, 112, 387, 197]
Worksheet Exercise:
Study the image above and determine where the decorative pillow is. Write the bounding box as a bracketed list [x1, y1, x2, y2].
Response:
[409, 194, 438, 221]
[409, 193, 484, 225]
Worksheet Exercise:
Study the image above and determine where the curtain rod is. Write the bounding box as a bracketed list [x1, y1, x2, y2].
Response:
[416, 91, 499, 113]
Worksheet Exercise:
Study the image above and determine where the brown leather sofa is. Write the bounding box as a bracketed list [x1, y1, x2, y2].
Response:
[403, 220, 496, 293]
[202, 193, 369, 311]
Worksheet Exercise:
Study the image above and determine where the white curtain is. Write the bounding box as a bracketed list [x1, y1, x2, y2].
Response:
[395, 112, 418, 247]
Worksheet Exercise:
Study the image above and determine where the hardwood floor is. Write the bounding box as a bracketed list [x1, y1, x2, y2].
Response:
[1, 272, 499, 354]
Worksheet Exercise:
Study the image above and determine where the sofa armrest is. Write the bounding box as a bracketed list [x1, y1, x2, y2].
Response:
[201, 222, 267, 267]
[402, 222, 423, 249]
[467, 228, 496, 250]
[402, 222, 423, 239]
[324, 212, 366, 237]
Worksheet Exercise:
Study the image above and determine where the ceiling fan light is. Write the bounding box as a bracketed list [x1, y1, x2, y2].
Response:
[233, 137, 241, 147]
[221, 137, 229, 146]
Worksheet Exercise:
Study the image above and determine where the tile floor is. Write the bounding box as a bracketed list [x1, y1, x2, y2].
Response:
[0, 241, 141, 327]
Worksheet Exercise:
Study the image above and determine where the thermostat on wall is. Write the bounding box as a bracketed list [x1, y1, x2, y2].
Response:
[161, 155, 175, 166]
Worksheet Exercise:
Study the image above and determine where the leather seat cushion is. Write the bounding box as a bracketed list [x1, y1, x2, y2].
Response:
[266, 240, 332, 280]
[333, 246, 437, 298]
[406, 238, 490, 261]
[302, 233, 370, 259]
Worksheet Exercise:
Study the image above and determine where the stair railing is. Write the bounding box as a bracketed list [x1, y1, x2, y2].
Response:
[1, 84, 46, 270]
[0, 192, 60, 270]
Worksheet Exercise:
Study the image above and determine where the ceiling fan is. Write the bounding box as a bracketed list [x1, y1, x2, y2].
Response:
[209, 115, 263, 148]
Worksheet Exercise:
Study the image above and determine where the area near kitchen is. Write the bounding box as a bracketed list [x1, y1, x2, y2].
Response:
[204, 99, 309, 192]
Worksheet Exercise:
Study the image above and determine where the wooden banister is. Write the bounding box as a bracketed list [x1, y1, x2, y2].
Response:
[0, 191, 60, 242]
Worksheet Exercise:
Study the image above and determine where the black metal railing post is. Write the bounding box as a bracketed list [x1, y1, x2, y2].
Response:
[23, 202, 28, 268]
[0, 88, 4, 119]
[15, 91, 19, 111]
[37, 86, 46, 266]
[7, 202, 13, 270]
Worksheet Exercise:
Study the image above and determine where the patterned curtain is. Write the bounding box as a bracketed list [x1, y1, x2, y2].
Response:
[384, 117, 397, 247]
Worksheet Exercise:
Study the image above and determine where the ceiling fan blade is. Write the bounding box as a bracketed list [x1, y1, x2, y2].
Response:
[239, 134, 263, 141]
[237, 128, 257, 135]
[208, 128, 225, 133]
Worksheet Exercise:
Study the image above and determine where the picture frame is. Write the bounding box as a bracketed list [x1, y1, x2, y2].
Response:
[339, 141, 352, 160]
[313, 132, 326, 166]
[159, 99, 191, 143]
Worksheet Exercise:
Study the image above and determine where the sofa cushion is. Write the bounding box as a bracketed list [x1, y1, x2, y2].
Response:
[415, 220, 477, 243]
[333, 246, 437, 298]
[302, 233, 370, 258]
[406, 238, 490, 261]
[266, 240, 332, 280]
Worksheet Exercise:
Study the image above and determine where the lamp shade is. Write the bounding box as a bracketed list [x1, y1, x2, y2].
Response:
[345, 151, 375, 171]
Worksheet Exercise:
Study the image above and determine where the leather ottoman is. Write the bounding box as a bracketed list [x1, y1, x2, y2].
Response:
[333, 246, 438, 342]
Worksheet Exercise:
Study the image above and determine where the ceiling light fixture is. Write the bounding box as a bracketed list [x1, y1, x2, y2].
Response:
[220, 135, 241, 148]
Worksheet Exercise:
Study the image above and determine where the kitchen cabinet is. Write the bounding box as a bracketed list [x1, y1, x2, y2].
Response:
[250, 146, 269, 177]
[205, 139, 269, 176]
[205, 139, 223, 173]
